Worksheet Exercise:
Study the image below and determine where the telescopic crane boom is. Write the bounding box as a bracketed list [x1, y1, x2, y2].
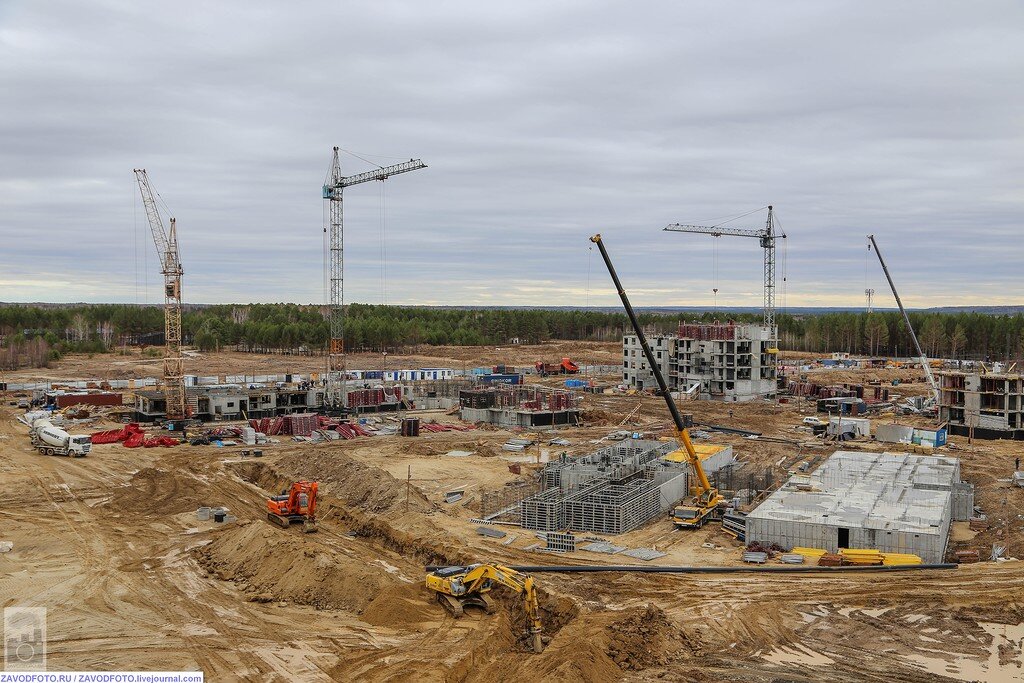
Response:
[589, 234, 723, 528]
[867, 234, 941, 404]
[134, 169, 186, 422]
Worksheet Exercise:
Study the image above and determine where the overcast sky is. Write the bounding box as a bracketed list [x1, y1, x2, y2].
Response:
[1, 1, 1021, 309]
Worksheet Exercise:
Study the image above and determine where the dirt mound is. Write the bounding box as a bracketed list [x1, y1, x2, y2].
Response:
[195, 521, 397, 613]
[361, 583, 436, 627]
[274, 449, 435, 516]
[605, 604, 694, 671]
[106, 467, 212, 515]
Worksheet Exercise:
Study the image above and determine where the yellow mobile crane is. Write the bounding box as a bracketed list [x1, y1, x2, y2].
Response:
[426, 563, 544, 653]
[590, 234, 723, 529]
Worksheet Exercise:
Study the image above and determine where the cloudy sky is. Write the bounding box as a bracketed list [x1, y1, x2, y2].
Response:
[1, 1, 1021, 308]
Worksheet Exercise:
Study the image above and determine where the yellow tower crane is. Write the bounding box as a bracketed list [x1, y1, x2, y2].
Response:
[134, 169, 186, 423]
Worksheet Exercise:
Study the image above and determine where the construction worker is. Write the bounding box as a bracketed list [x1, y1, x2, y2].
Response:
[1016, 457, 1020, 472]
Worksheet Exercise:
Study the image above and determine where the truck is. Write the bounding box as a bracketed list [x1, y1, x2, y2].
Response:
[534, 358, 580, 376]
[30, 418, 91, 457]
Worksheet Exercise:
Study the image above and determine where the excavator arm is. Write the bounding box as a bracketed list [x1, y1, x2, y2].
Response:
[427, 563, 544, 652]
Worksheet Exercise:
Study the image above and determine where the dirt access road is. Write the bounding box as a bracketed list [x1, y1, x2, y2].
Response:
[2, 398, 1023, 681]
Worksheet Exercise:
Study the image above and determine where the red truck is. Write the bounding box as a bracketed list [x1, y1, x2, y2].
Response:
[535, 357, 580, 376]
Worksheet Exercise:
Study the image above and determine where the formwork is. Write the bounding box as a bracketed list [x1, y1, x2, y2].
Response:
[520, 439, 689, 534]
[564, 480, 661, 534]
[745, 451, 961, 563]
[521, 488, 568, 531]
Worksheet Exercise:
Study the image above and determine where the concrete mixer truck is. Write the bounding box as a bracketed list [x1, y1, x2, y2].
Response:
[30, 418, 91, 457]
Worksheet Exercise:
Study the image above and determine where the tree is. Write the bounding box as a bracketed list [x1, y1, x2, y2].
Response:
[950, 324, 968, 360]
[920, 317, 946, 358]
[864, 313, 889, 356]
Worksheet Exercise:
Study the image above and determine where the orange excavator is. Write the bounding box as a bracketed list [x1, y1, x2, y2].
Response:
[266, 481, 319, 532]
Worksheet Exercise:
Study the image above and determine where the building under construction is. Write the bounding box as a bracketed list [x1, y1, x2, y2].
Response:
[622, 322, 777, 401]
[520, 438, 734, 534]
[458, 384, 581, 428]
[745, 450, 973, 563]
[939, 371, 1024, 440]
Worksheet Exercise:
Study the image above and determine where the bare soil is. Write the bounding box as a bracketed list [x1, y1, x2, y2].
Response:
[2, 344, 1023, 681]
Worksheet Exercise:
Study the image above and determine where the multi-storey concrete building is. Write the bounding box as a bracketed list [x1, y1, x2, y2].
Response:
[622, 322, 777, 402]
[939, 371, 1024, 440]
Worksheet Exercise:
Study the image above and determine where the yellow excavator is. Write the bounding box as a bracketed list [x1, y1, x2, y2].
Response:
[426, 563, 544, 653]
[590, 234, 724, 529]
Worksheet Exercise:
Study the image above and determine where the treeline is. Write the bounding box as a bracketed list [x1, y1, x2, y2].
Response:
[3, 303, 1024, 365]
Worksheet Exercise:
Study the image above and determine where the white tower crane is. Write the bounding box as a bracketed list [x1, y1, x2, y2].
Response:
[321, 147, 426, 408]
[134, 169, 186, 422]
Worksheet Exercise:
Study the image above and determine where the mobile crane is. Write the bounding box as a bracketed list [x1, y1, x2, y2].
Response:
[266, 481, 319, 532]
[426, 563, 544, 653]
[590, 234, 723, 528]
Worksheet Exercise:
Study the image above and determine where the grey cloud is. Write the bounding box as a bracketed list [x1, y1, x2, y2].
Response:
[1, 0, 1022, 307]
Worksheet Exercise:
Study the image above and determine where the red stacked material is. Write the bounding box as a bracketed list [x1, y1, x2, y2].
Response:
[143, 436, 180, 448]
[124, 431, 146, 448]
[955, 550, 981, 564]
[267, 417, 285, 436]
[283, 413, 317, 437]
[677, 322, 735, 340]
[91, 423, 144, 444]
[817, 553, 844, 567]
[335, 423, 373, 439]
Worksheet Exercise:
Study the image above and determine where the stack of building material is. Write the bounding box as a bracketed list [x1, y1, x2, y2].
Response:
[791, 547, 827, 562]
[742, 551, 768, 564]
[818, 553, 843, 567]
[779, 554, 805, 564]
[283, 413, 317, 437]
[840, 549, 884, 566]
[545, 531, 576, 553]
[880, 553, 923, 566]
[955, 550, 981, 564]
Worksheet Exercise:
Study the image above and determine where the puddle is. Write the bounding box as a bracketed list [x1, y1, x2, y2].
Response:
[763, 643, 835, 666]
[903, 621, 1024, 681]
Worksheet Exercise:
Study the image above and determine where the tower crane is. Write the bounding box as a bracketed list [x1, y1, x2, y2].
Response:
[664, 206, 786, 332]
[867, 234, 941, 404]
[134, 169, 186, 423]
[321, 147, 426, 409]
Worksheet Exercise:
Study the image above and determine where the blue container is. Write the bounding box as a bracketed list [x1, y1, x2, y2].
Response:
[479, 373, 523, 385]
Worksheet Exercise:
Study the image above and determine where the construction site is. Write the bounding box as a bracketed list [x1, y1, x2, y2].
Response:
[2, 162, 1024, 681]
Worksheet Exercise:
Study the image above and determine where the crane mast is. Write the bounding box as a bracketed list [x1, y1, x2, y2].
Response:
[133, 169, 186, 422]
[664, 206, 785, 331]
[867, 234, 941, 404]
[321, 147, 426, 409]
